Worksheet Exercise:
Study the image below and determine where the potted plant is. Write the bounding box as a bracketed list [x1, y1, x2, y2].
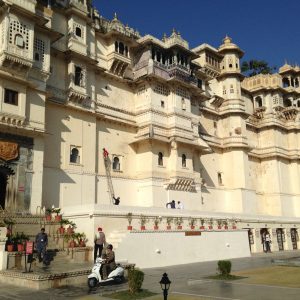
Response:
[232, 219, 237, 230]
[217, 219, 222, 229]
[166, 217, 173, 230]
[6, 240, 14, 252]
[189, 217, 197, 229]
[18, 232, 29, 252]
[4, 217, 15, 237]
[58, 219, 69, 234]
[68, 233, 77, 248]
[76, 233, 87, 247]
[126, 212, 133, 230]
[139, 214, 148, 230]
[200, 218, 205, 230]
[153, 216, 162, 230]
[208, 218, 214, 230]
[45, 208, 52, 221]
[174, 217, 183, 230]
[67, 221, 76, 234]
[52, 208, 62, 221]
[223, 219, 229, 230]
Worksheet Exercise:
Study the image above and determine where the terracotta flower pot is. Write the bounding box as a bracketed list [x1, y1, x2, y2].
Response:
[55, 215, 62, 222]
[166, 225, 171, 230]
[17, 244, 24, 252]
[7, 244, 14, 252]
[177, 225, 182, 230]
[46, 215, 52, 221]
[224, 226, 228, 230]
[67, 227, 73, 235]
[59, 227, 65, 234]
[190, 225, 195, 230]
[79, 240, 86, 247]
[208, 226, 213, 230]
[140, 226, 146, 230]
[217, 225, 222, 229]
[232, 225, 237, 230]
[69, 241, 76, 248]
[200, 226, 205, 230]
[127, 225, 133, 231]
[154, 226, 159, 230]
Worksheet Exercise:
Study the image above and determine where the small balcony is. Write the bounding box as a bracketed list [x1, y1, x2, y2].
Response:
[107, 51, 131, 76]
[281, 107, 298, 121]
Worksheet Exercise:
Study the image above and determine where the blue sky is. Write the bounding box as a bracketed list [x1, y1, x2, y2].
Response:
[94, 0, 300, 70]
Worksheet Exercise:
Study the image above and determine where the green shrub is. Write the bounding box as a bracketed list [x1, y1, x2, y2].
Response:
[217, 260, 232, 275]
[128, 269, 144, 294]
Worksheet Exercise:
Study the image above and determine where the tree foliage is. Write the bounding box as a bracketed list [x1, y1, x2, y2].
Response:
[241, 60, 276, 77]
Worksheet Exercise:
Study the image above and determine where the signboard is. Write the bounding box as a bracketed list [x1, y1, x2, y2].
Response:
[185, 231, 201, 236]
[0, 141, 18, 161]
[26, 241, 34, 254]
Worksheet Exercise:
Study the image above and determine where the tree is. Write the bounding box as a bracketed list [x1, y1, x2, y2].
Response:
[241, 60, 276, 77]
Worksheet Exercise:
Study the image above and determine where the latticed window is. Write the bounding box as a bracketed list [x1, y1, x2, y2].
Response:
[73, 23, 84, 39]
[9, 19, 29, 50]
[154, 84, 169, 96]
[34, 38, 45, 63]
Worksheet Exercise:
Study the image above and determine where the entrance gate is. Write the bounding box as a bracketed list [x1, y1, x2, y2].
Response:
[291, 229, 298, 250]
[276, 228, 284, 251]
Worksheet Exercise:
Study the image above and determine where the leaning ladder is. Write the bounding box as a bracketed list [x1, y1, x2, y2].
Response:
[103, 156, 115, 204]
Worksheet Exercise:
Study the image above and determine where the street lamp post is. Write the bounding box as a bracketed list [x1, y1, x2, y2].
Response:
[159, 272, 171, 300]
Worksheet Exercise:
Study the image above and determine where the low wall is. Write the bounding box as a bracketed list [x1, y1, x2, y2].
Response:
[115, 229, 250, 268]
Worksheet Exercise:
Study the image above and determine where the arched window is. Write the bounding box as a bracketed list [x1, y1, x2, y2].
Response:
[282, 77, 289, 88]
[75, 27, 82, 38]
[112, 157, 120, 171]
[182, 154, 186, 168]
[15, 34, 24, 48]
[119, 42, 124, 55]
[70, 148, 80, 164]
[255, 96, 262, 108]
[74, 66, 82, 86]
[158, 152, 163, 166]
[115, 41, 119, 52]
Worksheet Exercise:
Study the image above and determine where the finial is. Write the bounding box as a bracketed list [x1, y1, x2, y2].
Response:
[113, 12, 118, 20]
[162, 33, 167, 41]
[178, 31, 181, 36]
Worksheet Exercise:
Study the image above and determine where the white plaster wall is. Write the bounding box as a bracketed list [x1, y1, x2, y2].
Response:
[115, 230, 250, 268]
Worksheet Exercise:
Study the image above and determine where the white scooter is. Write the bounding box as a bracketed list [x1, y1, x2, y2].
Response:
[88, 257, 125, 288]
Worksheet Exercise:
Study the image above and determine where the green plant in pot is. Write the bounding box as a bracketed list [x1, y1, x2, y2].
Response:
[76, 232, 87, 247]
[126, 212, 133, 230]
[52, 208, 62, 221]
[67, 221, 76, 235]
[58, 218, 69, 234]
[217, 219, 223, 229]
[166, 217, 173, 230]
[139, 214, 148, 230]
[200, 218, 205, 229]
[45, 208, 52, 221]
[4, 217, 15, 237]
[174, 217, 183, 229]
[153, 216, 162, 230]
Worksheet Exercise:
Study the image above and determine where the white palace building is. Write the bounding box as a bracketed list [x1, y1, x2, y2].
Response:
[0, 0, 299, 267]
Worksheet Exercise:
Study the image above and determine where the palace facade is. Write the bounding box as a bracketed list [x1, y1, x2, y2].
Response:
[0, 0, 299, 266]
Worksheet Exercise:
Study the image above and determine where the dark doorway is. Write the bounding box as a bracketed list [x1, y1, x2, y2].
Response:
[248, 229, 254, 252]
[0, 172, 7, 209]
[260, 228, 269, 252]
[276, 228, 284, 251]
[291, 229, 298, 250]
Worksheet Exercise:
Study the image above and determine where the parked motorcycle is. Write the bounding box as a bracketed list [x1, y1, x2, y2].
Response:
[87, 257, 125, 288]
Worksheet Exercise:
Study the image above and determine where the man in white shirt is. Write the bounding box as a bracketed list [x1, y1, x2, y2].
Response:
[177, 201, 184, 209]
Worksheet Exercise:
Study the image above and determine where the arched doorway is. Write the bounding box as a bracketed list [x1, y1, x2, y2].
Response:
[0, 165, 15, 210]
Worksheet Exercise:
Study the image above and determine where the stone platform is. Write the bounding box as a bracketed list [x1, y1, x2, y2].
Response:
[0, 259, 92, 289]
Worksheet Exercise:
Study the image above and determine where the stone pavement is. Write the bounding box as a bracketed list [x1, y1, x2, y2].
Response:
[0, 250, 300, 300]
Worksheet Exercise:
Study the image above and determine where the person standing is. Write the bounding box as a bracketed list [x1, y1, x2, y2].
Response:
[102, 244, 116, 280]
[170, 200, 176, 209]
[94, 227, 106, 262]
[35, 228, 48, 262]
[177, 201, 184, 209]
[265, 232, 272, 253]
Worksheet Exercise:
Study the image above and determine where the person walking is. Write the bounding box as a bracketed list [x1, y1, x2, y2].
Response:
[94, 227, 106, 262]
[35, 228, 48, 263]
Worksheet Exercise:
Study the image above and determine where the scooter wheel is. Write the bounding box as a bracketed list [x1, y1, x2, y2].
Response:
[88, 277, 98, 288]
[114, 276, 125, 284]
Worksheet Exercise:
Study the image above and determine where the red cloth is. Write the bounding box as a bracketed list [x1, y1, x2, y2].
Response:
[103, 148, 109, 157]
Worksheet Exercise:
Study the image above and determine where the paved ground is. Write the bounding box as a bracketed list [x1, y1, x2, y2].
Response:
[1, 250, 300, 300]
